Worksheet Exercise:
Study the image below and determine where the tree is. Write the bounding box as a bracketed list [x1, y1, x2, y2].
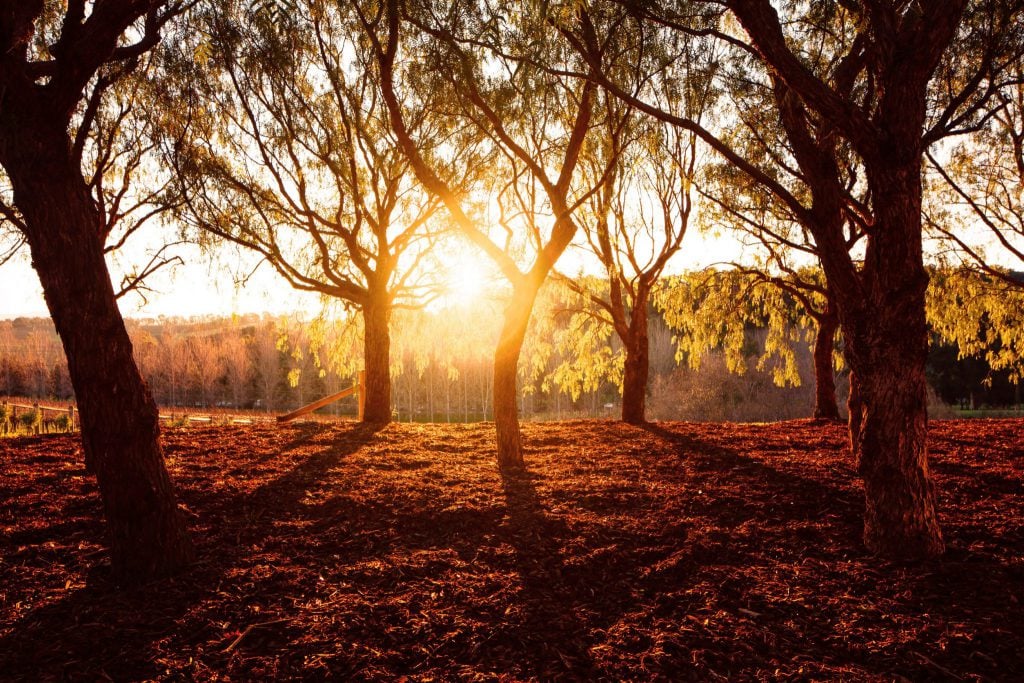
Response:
[566, 0, 1024, 559]
[220, 327, 252, 408]
[927, 265, 1024, 383]
[251, 318, 284, 411]
[718, 0, 1023, 559]
[0, 1, 193, 581]
[163, 1, 469, 424]
[558, 93, 702, 424]
[368, 0, 615, 467]
[188, 334, 221, 408]
[691, 75, 855, 420]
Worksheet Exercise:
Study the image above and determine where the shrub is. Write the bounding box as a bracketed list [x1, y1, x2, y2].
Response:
[19, 409, 41, 434]
[52, 413, 71, 432]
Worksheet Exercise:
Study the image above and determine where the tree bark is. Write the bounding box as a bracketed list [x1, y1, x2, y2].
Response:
[4, 133, 193, 584]
[843, 162, 943, 561]
[493, 286, 537, 470]
[812, 304, 840, 420]
[620, 302, 650, 425]
[362, 294, 392, 424]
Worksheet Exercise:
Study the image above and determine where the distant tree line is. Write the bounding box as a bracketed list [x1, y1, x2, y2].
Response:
[4, 268, 1020, 419]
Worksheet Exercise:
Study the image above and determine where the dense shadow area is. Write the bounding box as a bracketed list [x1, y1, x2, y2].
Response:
[1, 419, 1022, 680]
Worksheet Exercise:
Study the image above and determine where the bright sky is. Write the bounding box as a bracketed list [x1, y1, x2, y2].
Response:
[1, 242, 324, 321]
[7, 220, 1018, 323]
[1, 224, 748, 321]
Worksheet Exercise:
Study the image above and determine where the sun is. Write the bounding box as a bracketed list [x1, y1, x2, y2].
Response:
[441, 249, 496, 308]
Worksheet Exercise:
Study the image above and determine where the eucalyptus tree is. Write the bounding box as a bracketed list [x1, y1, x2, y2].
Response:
[927, 266, 1024, 384]
[366, 0, 616, 468]
[565, 0, 1024, 559]
[161, 1, 470, 424]
[0, 1, 194, 582]
[557, 102, 701, 424]
[656, 266, 842, 419]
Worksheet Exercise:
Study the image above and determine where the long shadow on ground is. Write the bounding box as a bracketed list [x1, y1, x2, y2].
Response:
[0, 420, 1021, 680]
[0, 423, 383, 680]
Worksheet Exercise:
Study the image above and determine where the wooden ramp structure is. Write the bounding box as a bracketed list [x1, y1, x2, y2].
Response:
[277, 371, 365, 424]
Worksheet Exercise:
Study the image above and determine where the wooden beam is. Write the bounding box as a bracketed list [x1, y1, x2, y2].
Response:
[277, 381, 360, 424]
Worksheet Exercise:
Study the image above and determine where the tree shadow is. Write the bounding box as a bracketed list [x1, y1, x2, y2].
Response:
[640, 422, 860, 531]
[0, 421, 384, 679]
[2, 420, 1020, 680]
[483, 466, 599, 677]
[636, 422, 1022, 679]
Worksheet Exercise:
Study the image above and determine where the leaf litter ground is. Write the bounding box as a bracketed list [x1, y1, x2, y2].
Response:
[1, 419, 1022, 681]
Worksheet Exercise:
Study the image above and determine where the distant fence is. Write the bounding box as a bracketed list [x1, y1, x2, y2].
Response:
[0, 399, 276, 435]
[1, 400, 77, 435]
[1, 373, 367, 436]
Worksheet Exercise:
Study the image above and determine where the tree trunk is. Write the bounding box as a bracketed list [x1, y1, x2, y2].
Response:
[621, 303, 650, 425]
[6, 139, 193, 584]
[843, 162, 943, 561]
[362, 295, 392, 424]
[812, 305, 841, 420]
[849, 319, 942, 560]
[493, 286, 537, 470]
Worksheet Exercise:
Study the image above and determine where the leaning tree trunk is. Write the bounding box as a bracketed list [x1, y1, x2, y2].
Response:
[362, 295, 392, 424]
[812, 304, 841, 420]
[620, 300, 650, 425]
[845, 162, 943, 561]
[493, 285, 539, 470]
[8, 141, 193, 583]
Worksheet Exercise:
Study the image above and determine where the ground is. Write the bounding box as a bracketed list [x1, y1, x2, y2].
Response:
[1, 419, 1022, 681]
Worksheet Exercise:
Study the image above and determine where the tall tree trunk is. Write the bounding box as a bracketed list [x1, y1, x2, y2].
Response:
[620, 303, 650, 425]
[845, 162, 943, 561]
[812, 305, 841, 420]
[493, 286, 537, 470]
[362, 294, 392, 424]
[8, 142, 193, 584]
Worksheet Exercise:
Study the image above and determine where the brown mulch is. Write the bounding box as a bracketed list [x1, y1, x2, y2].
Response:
[1, 419, 1022, 681]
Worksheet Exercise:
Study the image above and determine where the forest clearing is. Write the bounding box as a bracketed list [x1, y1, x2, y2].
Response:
[2, 419, 1021, 681]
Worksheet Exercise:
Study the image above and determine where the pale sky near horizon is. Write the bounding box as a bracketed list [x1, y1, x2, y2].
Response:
[1, 228, 750, 322]
[1, 242, 325, 321]
[4, 219, 1019, 323]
